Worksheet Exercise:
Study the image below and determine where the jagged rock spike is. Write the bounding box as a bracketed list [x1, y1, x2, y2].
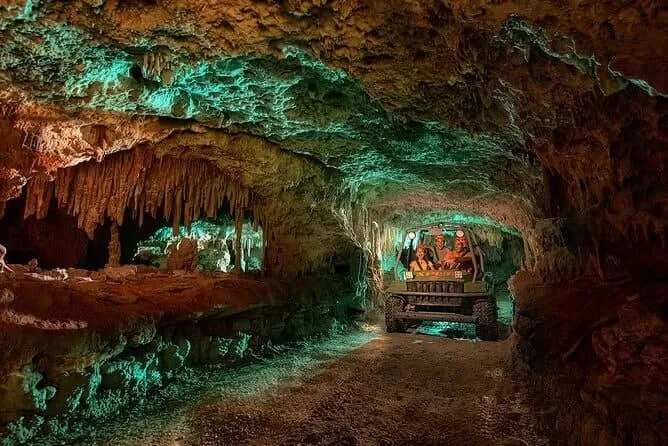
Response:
[18, 150, 257, 243]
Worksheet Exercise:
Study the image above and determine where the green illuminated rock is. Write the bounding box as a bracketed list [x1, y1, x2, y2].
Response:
[0, 19, 534, 220]
[0, 365, 55, 414]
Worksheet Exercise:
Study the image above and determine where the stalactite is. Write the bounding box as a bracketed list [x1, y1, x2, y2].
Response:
[377, 223, 402, 255]
[20, 148, 256, 240]
[234, 209, 243, 273]
[330, 192, 387, 306]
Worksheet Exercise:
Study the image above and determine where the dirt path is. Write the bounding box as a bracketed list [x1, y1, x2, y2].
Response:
[38, 329, 549, 446]
[171, 334, 548, 446]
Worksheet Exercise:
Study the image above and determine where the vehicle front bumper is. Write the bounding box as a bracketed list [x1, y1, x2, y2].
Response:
[395, 311, 477, 324]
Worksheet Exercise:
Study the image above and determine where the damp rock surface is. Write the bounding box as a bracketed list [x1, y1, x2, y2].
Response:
[0, 1, 665, 445]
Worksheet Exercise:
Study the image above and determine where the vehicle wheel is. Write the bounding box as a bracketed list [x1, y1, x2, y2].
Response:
[385, 296, 407, 333]
[474, 298, 498, 341]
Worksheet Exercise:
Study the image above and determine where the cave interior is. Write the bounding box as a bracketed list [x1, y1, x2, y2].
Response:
[0, 1, 666, 445]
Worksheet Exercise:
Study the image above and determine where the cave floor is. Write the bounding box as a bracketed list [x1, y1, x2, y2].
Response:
[79, 330, 549, 446]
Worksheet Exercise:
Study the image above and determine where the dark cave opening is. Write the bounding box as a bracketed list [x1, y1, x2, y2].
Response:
[118, 207, 166, 265]
[0, 192, 109, 269]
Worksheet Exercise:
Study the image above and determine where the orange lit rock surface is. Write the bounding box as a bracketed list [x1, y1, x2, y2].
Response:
[0, 1, 665, 444]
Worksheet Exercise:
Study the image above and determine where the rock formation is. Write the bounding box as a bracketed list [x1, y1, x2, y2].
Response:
[166, 237, 198, 272]
[0, 1, 665, 444]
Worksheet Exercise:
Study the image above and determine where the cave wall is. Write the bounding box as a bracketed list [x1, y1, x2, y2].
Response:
[0, 272, 362, 443]
[0, 1, 666, 444]
[506, 91, 668, 445]
[506, 89, 668, 442]
[509, 270, 667, 445]
[532, 91, 668, 276]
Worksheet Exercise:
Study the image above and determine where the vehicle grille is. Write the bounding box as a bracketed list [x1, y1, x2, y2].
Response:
[407, 295, 465, 307]
[407, 281, 464, 293]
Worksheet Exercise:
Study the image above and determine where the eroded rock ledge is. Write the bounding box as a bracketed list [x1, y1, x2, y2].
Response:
[0, 1, 665, 445]
[0, 266, 361, 443]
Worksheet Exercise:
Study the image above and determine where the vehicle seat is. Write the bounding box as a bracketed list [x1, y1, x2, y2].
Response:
[425, 246, 437, 264]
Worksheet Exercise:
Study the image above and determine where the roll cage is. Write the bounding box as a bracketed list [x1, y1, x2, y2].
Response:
[393, 224, 485, 282]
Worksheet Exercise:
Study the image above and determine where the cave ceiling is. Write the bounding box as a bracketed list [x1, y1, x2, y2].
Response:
[0, 0, 665, 242]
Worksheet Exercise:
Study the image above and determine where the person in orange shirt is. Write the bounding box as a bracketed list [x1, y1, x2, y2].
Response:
[441, 249, 460, 269]
[439, 232, 472, 269]
[447, 232, 473, 270]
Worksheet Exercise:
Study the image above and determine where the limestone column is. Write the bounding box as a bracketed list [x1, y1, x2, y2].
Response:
[234, 209, 243, 273]
[107, 223, 121, 267]
[261, 229, 268, 277]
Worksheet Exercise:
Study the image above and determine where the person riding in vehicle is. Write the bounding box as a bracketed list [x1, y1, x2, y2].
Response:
[432, 234, 452, 268]
[386, 224, 497, 339]
[446, 230, 473, 270]
[409, 245, 435, 272]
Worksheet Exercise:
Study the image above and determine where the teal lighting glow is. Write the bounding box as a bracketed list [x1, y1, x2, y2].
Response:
[398, 210, 522, 237]
[499, 16, 667, 98]
[21, 0, 34, 21]
[0, 21, 531, 201]
[135, 218, 263, 272]
[416, 321, 476, 339]
[5, 329, 379, 445]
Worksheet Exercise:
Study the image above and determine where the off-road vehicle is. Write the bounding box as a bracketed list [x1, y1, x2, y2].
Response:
[385, 224, 498, 340]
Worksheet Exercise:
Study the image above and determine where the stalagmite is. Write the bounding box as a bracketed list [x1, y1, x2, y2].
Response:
[107, 223, 121, 267]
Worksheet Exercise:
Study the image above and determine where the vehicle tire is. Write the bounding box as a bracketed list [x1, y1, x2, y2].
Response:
[385, 296, 407, 333]
[474, 298, 498, 341]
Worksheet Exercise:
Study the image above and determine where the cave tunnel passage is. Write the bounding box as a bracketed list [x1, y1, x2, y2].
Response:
[0, 2, 666, 443]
